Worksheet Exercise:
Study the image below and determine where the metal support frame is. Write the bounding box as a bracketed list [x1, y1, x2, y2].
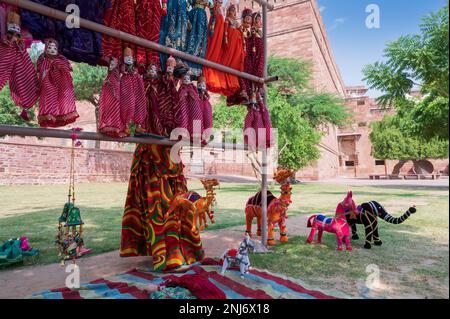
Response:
[2, 0, 276, 248]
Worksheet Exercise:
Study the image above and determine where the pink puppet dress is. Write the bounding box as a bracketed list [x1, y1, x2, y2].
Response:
[98, 58, 125, 137]
[37, 39, 78, 127]
[0, 11, 38, 120]
[119, 47, 147, 136]
[197, 75, 213, 143]
[144, 61, 165, 136]
[157, 55, 179, 136]
[174, 64, 203, 141]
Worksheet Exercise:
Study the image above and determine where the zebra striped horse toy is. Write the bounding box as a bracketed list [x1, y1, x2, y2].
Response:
[348, 201, 417, 249]
[221, 235, 256, 278]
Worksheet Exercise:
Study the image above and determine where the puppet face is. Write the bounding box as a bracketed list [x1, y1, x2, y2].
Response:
[227, 6, 237, 19]
[243, 15, 253, 27]
[46, 42, 58, 56]
[198, 81, 207, 92]
[167, 65, 174, 74]
[109, 58, 118, 70]
[254, 16, 262, 29]
[124, 55, 134, 66]
[7, 23, 21, 42]
[182, 74, 191, 85]
[148, 64, 158, 78]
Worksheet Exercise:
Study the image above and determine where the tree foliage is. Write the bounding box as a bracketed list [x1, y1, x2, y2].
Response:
[0, 85, 37, 126]
[363, 4, 449, 141]
[370, 116, 448, 160]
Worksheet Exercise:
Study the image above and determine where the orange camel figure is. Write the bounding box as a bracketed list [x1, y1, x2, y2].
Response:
[245, 168, 295, 246]
[165, 179, 220, 232]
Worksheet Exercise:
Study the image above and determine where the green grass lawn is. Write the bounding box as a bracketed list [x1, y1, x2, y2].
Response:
[0, 180, 448, 298]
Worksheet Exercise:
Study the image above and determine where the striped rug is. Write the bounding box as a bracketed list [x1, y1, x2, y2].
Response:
[29, 259, 347, 299]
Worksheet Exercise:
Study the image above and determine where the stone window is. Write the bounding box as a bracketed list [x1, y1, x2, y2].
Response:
[375, 160, 386, 166]
[345, 161, 355, 167]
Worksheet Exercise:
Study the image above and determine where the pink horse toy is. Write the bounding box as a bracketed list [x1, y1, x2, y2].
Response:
[306, 191, 354, 251]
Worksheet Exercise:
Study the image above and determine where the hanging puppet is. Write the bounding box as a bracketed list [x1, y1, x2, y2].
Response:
[136, 0, 163, 70]
[0, 11, 38, 121]
[37, 38, 78, 127]
[158, 55, 179, 136]
[159, 0, 188, 70]
[102, 0, 137, 65]
[119, 47, 147, 136]
[215, 4, 245, 96]
[144, 60, 165, 136]
[174, 62, 203, 141]
[226, 7, 253, 106]
[185, 0, 214, 78]
[203, 0, 225, 93]
[197, 74, 213, 141]
[98, 58, 125, 137]
[249, 12, 265, 100]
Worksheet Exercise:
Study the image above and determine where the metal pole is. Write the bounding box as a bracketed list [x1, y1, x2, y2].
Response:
[260, 4, 269, 248]
[0, 125, 249, 150]
[3, 0, 277, 85]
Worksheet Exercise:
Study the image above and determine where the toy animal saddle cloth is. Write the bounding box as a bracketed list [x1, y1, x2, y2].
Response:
[181, 192, 202, 203]
[316, 214, 333, 225]
[246, 191, 277, 207]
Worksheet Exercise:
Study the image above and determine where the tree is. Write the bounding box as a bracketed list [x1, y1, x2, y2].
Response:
[370, 116, 448, 160]
[363, 4, 449, 140]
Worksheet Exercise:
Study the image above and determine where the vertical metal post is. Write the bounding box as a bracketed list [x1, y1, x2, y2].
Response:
[260, 3, 269, 247]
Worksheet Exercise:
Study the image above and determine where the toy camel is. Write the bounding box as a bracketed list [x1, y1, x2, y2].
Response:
[165, 179, 220, 232]
[245, 168, 295, 246]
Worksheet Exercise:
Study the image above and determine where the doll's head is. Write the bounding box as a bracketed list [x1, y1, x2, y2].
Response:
[227, 4, 237, 20]
[45, 38, 59, 57]
[197, 74, 207, 92]
[173, 62, 191, 84]
[252, 12, 262, 29]
[147, 62, 159, 78]
[123, 47, 134, 66]
[241, 8, 253, 28]
[167, 55, 176, 74]
[109, 57, 118, 70]
[6, 11, 22, 42]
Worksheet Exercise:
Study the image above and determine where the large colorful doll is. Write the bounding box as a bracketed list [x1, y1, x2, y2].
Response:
[174, 63, 203, 141]
[216, 4, 244, 96]
[136, 0, 163, 70]
[0, 11, 38, 120]
[203, 0, 225, 93]
[185, 0, 213, 78]
[159, 0, 188, 71]
[37, 38, 78, 127]
[144, 61, 165, 136]
[98, 58, 124, 137]
[119, 47, 147, 135]
[158, 55, 179, 136]
[226, 8, 253, 106]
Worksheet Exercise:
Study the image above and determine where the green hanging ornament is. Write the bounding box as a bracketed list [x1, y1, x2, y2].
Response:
[58, 202, 74, 223]
[66, 206, 84, 227]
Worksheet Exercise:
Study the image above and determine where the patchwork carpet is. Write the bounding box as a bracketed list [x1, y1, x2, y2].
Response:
[29, 259, 348, 299]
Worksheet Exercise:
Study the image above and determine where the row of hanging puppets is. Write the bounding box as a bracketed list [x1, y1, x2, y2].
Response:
[0, 0, 272, 145]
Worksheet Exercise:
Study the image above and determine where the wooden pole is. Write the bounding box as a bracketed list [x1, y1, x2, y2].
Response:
[2, 0, 278, 84]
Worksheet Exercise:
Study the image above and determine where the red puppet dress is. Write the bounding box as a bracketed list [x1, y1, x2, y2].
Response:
[177, 81, 204, 140]
[203, 0, 225, 93]
[0, 13, 38, 116]
[98, 60, 125, 137]
[157, 56, 179, 136]
[135, 0, 162, 70]
[215, 5, 244, 96]
[144, 65, 165, 136]
[37, 45, 78, 127]
[102, 0, 137, 63]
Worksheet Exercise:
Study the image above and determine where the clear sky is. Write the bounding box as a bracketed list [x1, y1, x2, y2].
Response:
[316, 0, 448, 97]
